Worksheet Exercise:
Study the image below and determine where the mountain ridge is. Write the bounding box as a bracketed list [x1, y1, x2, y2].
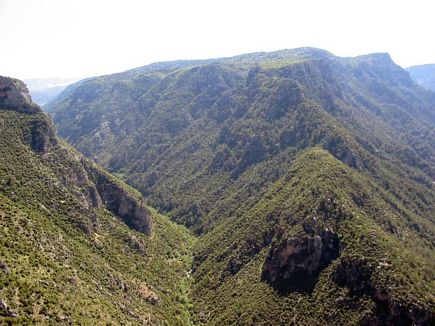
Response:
[407, 64, 435, 92]
[7, 47, 435, 324]
[192, 147, 433, 324]
[46, 48, 435, 229]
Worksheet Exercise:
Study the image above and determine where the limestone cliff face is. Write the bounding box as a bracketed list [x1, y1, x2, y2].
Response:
[262, 227, 339, 290]
[28, 117, 58, 153]
[0, 77, 40, 113]
[0, 76, 57, 153]
[41, 148, 153, 236]
[83, 161, 152, 236]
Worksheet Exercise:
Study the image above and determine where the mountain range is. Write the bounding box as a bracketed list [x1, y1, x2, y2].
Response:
[407, 64, 435, 92]
[24, 78, 82, 106]
[2, 47, 434, 324]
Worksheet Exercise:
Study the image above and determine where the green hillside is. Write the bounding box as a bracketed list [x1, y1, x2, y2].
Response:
[48, 48, 435, 230]
[13, 48, 435, 324]
[192, 148, 434, 324]
[0, 77, 194, 324]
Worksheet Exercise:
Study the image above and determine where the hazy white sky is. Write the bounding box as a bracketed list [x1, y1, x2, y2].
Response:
[1, 0, 434, 79]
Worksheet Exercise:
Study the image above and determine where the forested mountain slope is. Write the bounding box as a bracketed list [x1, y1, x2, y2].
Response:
[48, 49, 435, 229]
[46, 48, 435, 324]
[0, 76, 193, 324]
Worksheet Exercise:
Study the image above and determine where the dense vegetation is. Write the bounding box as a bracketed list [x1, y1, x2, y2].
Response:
[48, 49, 435, 232]
[10, 48, 435, 324]
[0, 82, 195, 324]
[192, 148, 434, 324]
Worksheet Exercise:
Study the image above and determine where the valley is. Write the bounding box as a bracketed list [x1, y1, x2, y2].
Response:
[1, 48, 434, 325]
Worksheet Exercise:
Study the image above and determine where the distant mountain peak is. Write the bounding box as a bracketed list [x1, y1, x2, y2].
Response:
[0, 76, 40, 113]
[349, 52, 401, 70]
[286, 46, 336, 58]
[407, 64, 435, 91]
[355, 52, 392, 61]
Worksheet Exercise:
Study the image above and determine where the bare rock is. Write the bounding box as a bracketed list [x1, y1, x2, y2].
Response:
[0, 261, 10, 274]
[139, 283, 160, 305]
[146, 294, 160, 305]
[0, 76, 57, 153]
[262, 228, 339, 290]
[126, 234, 146, 256]
[0, 76, 40, 113]
[0, 298, 8, 310]
[84, 162, 152, 236]
[0, 298, 17, 318]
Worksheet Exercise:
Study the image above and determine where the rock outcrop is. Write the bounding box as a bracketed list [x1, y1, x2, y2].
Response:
[43, 152, 152, 236]
[84, 162, 152, 236]
[28, 116, 58, 153]
[0, 76, 40, 113]
[262, 227, 339, 291]
[334, 257, 434, 325]
[0, 298, 17, 318]
[0, 76, 57, 153]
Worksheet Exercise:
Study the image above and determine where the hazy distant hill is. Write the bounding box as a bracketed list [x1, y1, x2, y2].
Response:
[407, 64, 435, 92]
[42, 48, 435, 324]
[24, 77, 81, 106]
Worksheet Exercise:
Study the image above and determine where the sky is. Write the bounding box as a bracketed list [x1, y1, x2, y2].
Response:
[1, 0, 435, 79]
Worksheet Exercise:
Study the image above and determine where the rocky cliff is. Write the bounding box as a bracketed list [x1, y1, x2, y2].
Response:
[0, 76, 40, 113]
